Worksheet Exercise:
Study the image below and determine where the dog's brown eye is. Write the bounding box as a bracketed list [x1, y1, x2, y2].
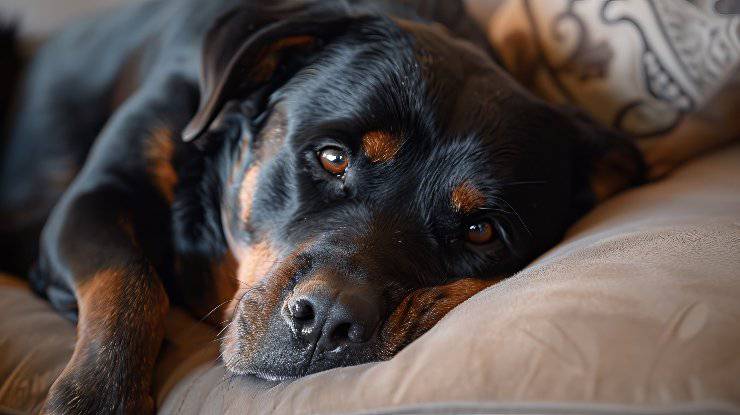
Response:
[466, 221, 494, 244]
[318, 147, 349, 176]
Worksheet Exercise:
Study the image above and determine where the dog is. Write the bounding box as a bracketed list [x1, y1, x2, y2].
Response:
[0, 0, 644, 413]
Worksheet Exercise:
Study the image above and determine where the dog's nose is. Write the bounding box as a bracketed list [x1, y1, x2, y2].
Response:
[283, 289, 379, 350]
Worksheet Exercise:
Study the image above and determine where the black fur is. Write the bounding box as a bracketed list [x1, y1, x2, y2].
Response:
[0, 0, 644, 410]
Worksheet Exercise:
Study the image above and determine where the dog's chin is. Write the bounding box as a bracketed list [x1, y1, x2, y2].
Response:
[230, 366, 300, 382]
[220, 341, 302, 382]
[221, 342, 384, 382]
[220, 339, 343, 382]
[219, 316, 311, 381]
[220, 334, 383, 382]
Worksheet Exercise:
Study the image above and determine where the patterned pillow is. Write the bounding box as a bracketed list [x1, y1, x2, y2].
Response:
[468, 0, 740, 177]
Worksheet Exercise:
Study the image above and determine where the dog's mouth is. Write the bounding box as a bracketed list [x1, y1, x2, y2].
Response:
[218, 228, 500, 380]
[230, 363, 301, 382]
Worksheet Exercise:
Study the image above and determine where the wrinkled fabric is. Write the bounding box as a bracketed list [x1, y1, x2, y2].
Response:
[1, 145, 739, 414]
[2, 1, 739, 414]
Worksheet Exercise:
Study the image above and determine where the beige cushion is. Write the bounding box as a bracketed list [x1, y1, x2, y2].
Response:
[1, 144, 739, 414]
[1, 1, 739, 413]
[467, 0, 740, 138]
[0, 275, 73, 414]
[466, 0, 740, 180]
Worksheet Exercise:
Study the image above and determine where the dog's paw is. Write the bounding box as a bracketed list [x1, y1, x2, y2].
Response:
[41, 365, 154, 415]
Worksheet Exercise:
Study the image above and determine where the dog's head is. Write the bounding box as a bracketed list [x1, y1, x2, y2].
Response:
[182, 2, 644, 380]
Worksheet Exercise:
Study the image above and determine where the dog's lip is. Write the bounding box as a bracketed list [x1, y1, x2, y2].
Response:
[221, 342, 302, 382]
[223, 357, 302, 382]
[223, 307, 314, 382]
[241, 368, 300, 382]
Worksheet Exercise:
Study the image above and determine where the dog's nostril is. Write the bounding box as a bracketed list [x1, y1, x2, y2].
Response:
[329, 322, 368, 346]
[291, 298, 314, 321]
[330, 322, 352, 346]
[347, 323, 367, 343]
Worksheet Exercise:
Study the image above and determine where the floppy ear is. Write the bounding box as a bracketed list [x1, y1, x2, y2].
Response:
[182, 4, 362, 142]
[567, 108, 646, 210]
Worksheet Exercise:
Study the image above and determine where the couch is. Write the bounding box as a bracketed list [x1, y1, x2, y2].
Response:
[1, 141, 738, 414]
[1, 1, 739, 414]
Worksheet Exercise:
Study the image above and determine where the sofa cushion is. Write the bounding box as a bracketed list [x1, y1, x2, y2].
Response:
[2, 144, 738, 414]
[2, 1, 739, 414]
[468, 0, 740, 139]
[156, 144, 740, 414]
[0, 275, 74, 414]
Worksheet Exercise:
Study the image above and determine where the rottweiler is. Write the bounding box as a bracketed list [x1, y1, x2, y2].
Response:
[0, 0, 643, 413]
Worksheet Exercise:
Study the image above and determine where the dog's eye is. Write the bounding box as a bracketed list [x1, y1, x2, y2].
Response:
[317, 147, 349, 176]
[465, 221, 495, 245]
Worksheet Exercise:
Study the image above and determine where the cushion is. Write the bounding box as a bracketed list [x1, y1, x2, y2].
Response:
[158, 145, 740, 413]
[468, 0, 740, 137]
[466, 0, 740, 179]
[1, 1, 739, 413]
[2, 143, 739, 414]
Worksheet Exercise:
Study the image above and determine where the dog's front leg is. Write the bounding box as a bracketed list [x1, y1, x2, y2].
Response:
[41, 248, 168, 415]
[35, 78, 196, 414]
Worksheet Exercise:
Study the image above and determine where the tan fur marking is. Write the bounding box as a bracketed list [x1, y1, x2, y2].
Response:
[49, 268, 167, 413]
[77, 269, 128, 332]
[379, 277, 500, 359]
[145, 126, 177, 203]
[362, 131, 400, 162]
[221, 242, 295, 367]
[239, 166, 261, 223]
[251, 36, 316, 82]
[223, 240, 280, 318]
[234, 110, 285, 223]
[255, 108, 287, 161]
[451, 181, 485, 213]
[190, 252, 239, 324]
[77, 268, 168, 335]
[236, 241, 277, 288]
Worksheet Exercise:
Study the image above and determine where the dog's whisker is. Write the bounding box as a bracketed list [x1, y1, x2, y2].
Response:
[214, 319, 234, 339]
[490, 195, 533, 237]
[215, 334, 238, 345]
[198, 300, 231, 324]
[215, 325, 236, 342]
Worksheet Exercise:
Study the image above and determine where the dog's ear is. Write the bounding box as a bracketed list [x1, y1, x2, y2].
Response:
[566, 108, 645, 212]
[182, 4, 362, 142]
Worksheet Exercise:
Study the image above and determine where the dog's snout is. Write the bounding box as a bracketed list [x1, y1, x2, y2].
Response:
[283, 288, 379, 351]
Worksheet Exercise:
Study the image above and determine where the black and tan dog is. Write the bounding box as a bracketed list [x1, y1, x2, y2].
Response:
[0, 0, 643, 413]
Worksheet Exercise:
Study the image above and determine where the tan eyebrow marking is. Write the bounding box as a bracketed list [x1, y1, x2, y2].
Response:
[362, 131, 400, 163]
[451, 181, 485, 213]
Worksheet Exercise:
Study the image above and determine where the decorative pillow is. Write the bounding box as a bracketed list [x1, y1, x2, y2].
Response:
[467, 0, 740, 177]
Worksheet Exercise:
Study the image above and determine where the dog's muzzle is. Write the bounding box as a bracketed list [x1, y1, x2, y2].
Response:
[281, 270, 381, 357]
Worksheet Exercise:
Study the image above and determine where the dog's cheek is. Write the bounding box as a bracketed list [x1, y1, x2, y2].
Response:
[222, 251, 297, 372]
[225, 240, 279, 316]
[378, 277, 500, 359]
[233, 107, 287, 227]
[197, 252, 239, 324]
[255, 106, 287, 161]
[238, 165, 261, 223]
